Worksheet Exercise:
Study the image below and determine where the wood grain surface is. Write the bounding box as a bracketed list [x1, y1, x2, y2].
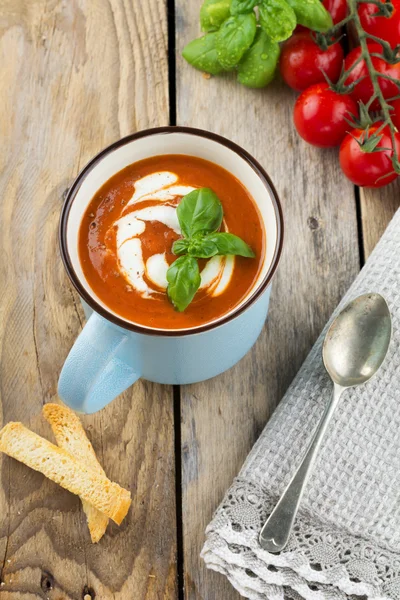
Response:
[360, 183, 400, 260]
[175, 6, 362, 598]
[0, 1, 176, 599]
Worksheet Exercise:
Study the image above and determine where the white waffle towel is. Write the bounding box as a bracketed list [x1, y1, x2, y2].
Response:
[202, 208, 400, 600]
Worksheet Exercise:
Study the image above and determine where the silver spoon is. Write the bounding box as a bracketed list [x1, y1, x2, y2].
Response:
[259, 292, 392, 553]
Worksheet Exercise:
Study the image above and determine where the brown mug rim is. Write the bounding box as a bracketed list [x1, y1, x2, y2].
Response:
[59, 126, 284, 337]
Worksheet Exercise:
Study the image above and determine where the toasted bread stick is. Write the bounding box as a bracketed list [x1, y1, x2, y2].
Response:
[43, 403, 109, 543]
[0, 422, 131, 525]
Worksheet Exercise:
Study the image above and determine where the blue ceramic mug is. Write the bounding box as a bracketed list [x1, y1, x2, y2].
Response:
[58, 127, 284, 413]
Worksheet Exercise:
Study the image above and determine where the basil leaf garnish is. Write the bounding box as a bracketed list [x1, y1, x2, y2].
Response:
[237, 29, 280, 88]
[177, 188, 223, 238]
[182, 33, 225, 75]
[230, 0, 258, 14]
[216, 13, 257, 70]
[167, 255, 201, 312]
[172, 238, 190, 255]
[188, 238, 219, 258]
[259, 0, 296, 42]
[205, 232, 255, 257]
[167, 188, 255, 311]
[200, 0, 232, 32]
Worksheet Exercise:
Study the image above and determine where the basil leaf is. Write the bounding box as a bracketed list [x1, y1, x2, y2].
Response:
[172, 238, 190, 255]
[259, 0, 296, 42]
[200, 0, 232, 32]
[205, 232, 255, 257]
[285, 0, 333, 31]
[230, 0, 258, 14]
[216, 13, 257, 69]
[237, 29, 280, 88]
[188, 238, 219, 258]
[177, 188, 223, 238]
[182, 33, 225, 75]
[167, 255, 201, 312]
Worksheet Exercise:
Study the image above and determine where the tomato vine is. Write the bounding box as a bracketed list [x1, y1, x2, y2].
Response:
[321, 0, 400, 173]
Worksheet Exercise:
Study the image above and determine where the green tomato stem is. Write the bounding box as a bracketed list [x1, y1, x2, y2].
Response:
[324, 12, 353, 30]
[365, 92, 377, 110]
[333, 13, 354, 27]
[337, 53, 364, 85]
[376, 73, 400, 85]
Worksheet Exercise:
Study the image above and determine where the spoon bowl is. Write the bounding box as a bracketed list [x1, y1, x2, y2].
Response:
[323, 293, 392, 388]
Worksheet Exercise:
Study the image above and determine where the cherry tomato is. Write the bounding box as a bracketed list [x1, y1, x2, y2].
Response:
[389, 98, 400, 131]
[323, 0, 347, 24]
[280, 33, 344, 91]
[344, 43, 400, 110]
[359, 0, 400, 49]
[339, 123, 400, 187]
[294, 82, 358, 147]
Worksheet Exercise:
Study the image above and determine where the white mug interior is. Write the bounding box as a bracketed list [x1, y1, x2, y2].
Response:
[65, 129, 281, 333]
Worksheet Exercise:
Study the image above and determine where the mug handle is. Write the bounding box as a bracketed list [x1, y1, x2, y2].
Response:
[58, 312, 140, 414]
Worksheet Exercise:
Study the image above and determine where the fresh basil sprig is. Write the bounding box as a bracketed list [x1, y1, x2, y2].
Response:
[166, 188, 255, 312]
[216, 13, 257, 70]
[182, 0, 333, 89]
[237, 29, 280, 88]
[230, 0, 259, 14]
[182, 33, 226, 76]
[259, 0, 296, 42]
[200, 0, 232, 32]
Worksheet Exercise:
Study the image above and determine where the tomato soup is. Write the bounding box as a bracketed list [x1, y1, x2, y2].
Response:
[79, 155, 265, 329]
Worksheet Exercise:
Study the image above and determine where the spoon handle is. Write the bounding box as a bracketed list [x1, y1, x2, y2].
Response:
[259, 383, 345, 553]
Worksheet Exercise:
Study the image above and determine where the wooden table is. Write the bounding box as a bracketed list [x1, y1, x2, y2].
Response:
[0, 1, 399, 598]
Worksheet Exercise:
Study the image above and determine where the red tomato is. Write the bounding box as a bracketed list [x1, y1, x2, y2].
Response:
[294, 82, 358, 147]
[389, 98, 400, 131]
[280, 33, 344, 91]
[344, 43, 400, 110]
[359, 0, 400, 49]
[339, 123, 400, 187]
[323, 0, 347, 24]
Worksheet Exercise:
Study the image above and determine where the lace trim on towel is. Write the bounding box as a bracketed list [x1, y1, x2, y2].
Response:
[202, 478, 400, 600]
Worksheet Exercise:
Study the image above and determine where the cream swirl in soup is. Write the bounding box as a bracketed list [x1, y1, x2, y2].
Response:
[111, 172, 235, 299]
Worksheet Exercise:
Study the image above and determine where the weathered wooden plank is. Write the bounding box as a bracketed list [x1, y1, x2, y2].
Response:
[0, 1, 176, 599]
[175, 9, 361, 599]
[360, 182, 400, 259]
